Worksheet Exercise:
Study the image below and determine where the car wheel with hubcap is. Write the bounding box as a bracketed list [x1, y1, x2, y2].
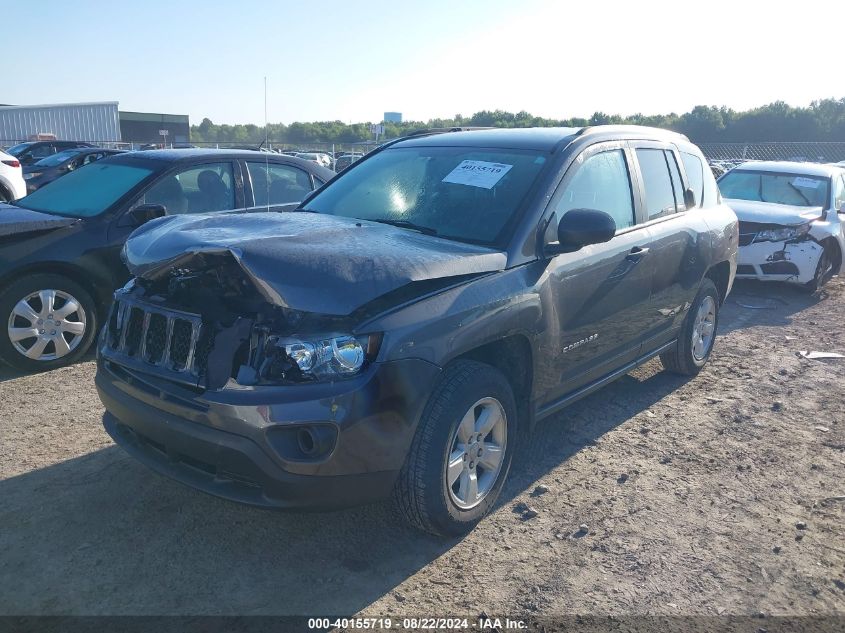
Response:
[660, 277, 720, 376]
[805, 241, 838, 292]
[394, 360, 518, 536]
[0, 273, 98, 372]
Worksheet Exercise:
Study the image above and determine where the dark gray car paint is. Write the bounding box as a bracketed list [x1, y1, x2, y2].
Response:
[98, 127, 738, 504]
[123, 211, 508, 316]
[355, 129, 737, 419]
[122, 128, 737, 420]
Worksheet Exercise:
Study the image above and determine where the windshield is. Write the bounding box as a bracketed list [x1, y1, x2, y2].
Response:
[32, 149, 83, 168]
[719, 170, 830, 207]
[303, 146, 547, 245]
[16, 161, 156, 217]
[6, 143, 33, 157]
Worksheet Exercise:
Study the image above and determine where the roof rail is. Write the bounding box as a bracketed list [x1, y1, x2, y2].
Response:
[404, 126, 497, 138]
[578, 124, 689, 142]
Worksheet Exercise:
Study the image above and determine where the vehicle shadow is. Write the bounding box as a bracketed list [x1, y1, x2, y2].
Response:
[0, 349, 96, 383]
[0, 361, 688, 616]
[718, 278, 838, 335]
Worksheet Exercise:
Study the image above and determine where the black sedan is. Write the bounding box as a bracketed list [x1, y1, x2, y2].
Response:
[5, 140, 97, 166]
[0, 149, 334, 371]
[24, 148, 125, 193]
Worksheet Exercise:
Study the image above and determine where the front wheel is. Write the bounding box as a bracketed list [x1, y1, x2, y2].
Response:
[805, 241, 838, 292]
[0, 273, 98, 372]
[393, 360, 518, 536]
[660, 278, 720, 376]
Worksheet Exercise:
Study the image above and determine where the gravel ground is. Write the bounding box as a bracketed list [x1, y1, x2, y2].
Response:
[0, 279, 843, 619]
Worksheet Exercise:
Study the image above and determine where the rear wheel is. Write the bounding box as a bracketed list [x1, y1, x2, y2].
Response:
[0, 274, 98, 372]
[660, 278, 720, 376]
[393, 360, 517, 536]
[0, 186, 11, 203]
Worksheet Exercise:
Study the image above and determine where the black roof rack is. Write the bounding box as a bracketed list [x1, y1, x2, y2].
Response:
[404, 126, 497, 138]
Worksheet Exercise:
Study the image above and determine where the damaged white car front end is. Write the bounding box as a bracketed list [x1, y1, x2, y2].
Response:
[720, 163, 845, 290]
[735, 212, 836, 285]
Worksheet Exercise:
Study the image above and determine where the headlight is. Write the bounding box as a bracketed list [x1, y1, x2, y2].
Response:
[23, 172, 41, 180]
[276, 333, 379, 380]
[754, 223, 811, 243]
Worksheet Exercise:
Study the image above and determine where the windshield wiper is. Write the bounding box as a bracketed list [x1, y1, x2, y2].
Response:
[369, 218, 438, 236]
[787, 182, 812, 206]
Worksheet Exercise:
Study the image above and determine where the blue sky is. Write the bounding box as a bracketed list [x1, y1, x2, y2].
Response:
[5, 0, 843, 125]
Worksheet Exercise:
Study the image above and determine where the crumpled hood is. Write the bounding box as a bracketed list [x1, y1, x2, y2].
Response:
[0, 204, 78, 237]
[725, 199, 824, 225]
[124, 211, 507, 315]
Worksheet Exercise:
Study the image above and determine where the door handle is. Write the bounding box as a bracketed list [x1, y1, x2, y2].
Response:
[625, 246, 650, 262]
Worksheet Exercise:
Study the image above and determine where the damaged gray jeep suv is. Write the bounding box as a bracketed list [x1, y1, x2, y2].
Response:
[96, 126, 738, 536]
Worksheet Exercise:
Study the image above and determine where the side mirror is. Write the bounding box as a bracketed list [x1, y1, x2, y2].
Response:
[684, 187, 697, 209]
[548, 208, 616, 255]
[129, 203, 167, 226]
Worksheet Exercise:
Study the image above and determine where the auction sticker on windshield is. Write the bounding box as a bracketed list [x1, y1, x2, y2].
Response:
[442, 160, 513, 189]
[793, 177, 821, 189]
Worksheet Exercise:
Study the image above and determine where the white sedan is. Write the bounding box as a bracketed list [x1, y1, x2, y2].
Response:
[0, 149, 26, 202]
[719, 161, 845, 291]
[295, 152, 332, 168]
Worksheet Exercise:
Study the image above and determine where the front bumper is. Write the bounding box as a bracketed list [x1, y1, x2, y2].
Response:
[96, 356, 441, 510]
[736, 239, 823, 284]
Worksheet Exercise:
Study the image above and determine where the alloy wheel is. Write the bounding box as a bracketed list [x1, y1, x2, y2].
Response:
[691, 295, 716, 361]
[445, 397, 508, 510]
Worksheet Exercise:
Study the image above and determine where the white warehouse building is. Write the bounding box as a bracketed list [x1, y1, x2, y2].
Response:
[0, 102, 121, 145]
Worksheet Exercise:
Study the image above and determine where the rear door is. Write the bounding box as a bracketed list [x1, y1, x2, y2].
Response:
[629, 143, 710, 349]
[540, 141, 654, 403]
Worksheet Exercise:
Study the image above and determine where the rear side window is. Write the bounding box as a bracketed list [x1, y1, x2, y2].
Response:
[247, 162, 314, 206]
[30, 144, 54, 159]
[681, 152, 704, 208]
[636, 149, 677, 219]
[555, 149, 635, 231]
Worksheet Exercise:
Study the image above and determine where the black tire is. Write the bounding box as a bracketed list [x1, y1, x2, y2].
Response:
[393, 360, 518, 536]
[805, 240, 838, 293]
[0, 273, 98, 372]
[0, 185, 11, 203]
[660, 278, 720, 376]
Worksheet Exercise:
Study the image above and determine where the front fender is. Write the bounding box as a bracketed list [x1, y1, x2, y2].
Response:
[364, 265, 543, 368]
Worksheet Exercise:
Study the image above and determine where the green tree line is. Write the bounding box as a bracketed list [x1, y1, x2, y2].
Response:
[190, 98, 845, 145]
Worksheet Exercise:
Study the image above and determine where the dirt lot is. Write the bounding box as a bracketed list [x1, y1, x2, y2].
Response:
[1, 279, 844, 620]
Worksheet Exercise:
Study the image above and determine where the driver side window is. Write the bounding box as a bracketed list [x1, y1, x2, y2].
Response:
[137, 162, 235, 215]
[555, 149, 635, 231]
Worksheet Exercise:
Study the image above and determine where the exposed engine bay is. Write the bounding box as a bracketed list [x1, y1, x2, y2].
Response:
[103, 254, 369, 391]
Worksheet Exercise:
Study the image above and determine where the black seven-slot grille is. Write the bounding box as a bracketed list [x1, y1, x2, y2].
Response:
[104, 293, 209, 386]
